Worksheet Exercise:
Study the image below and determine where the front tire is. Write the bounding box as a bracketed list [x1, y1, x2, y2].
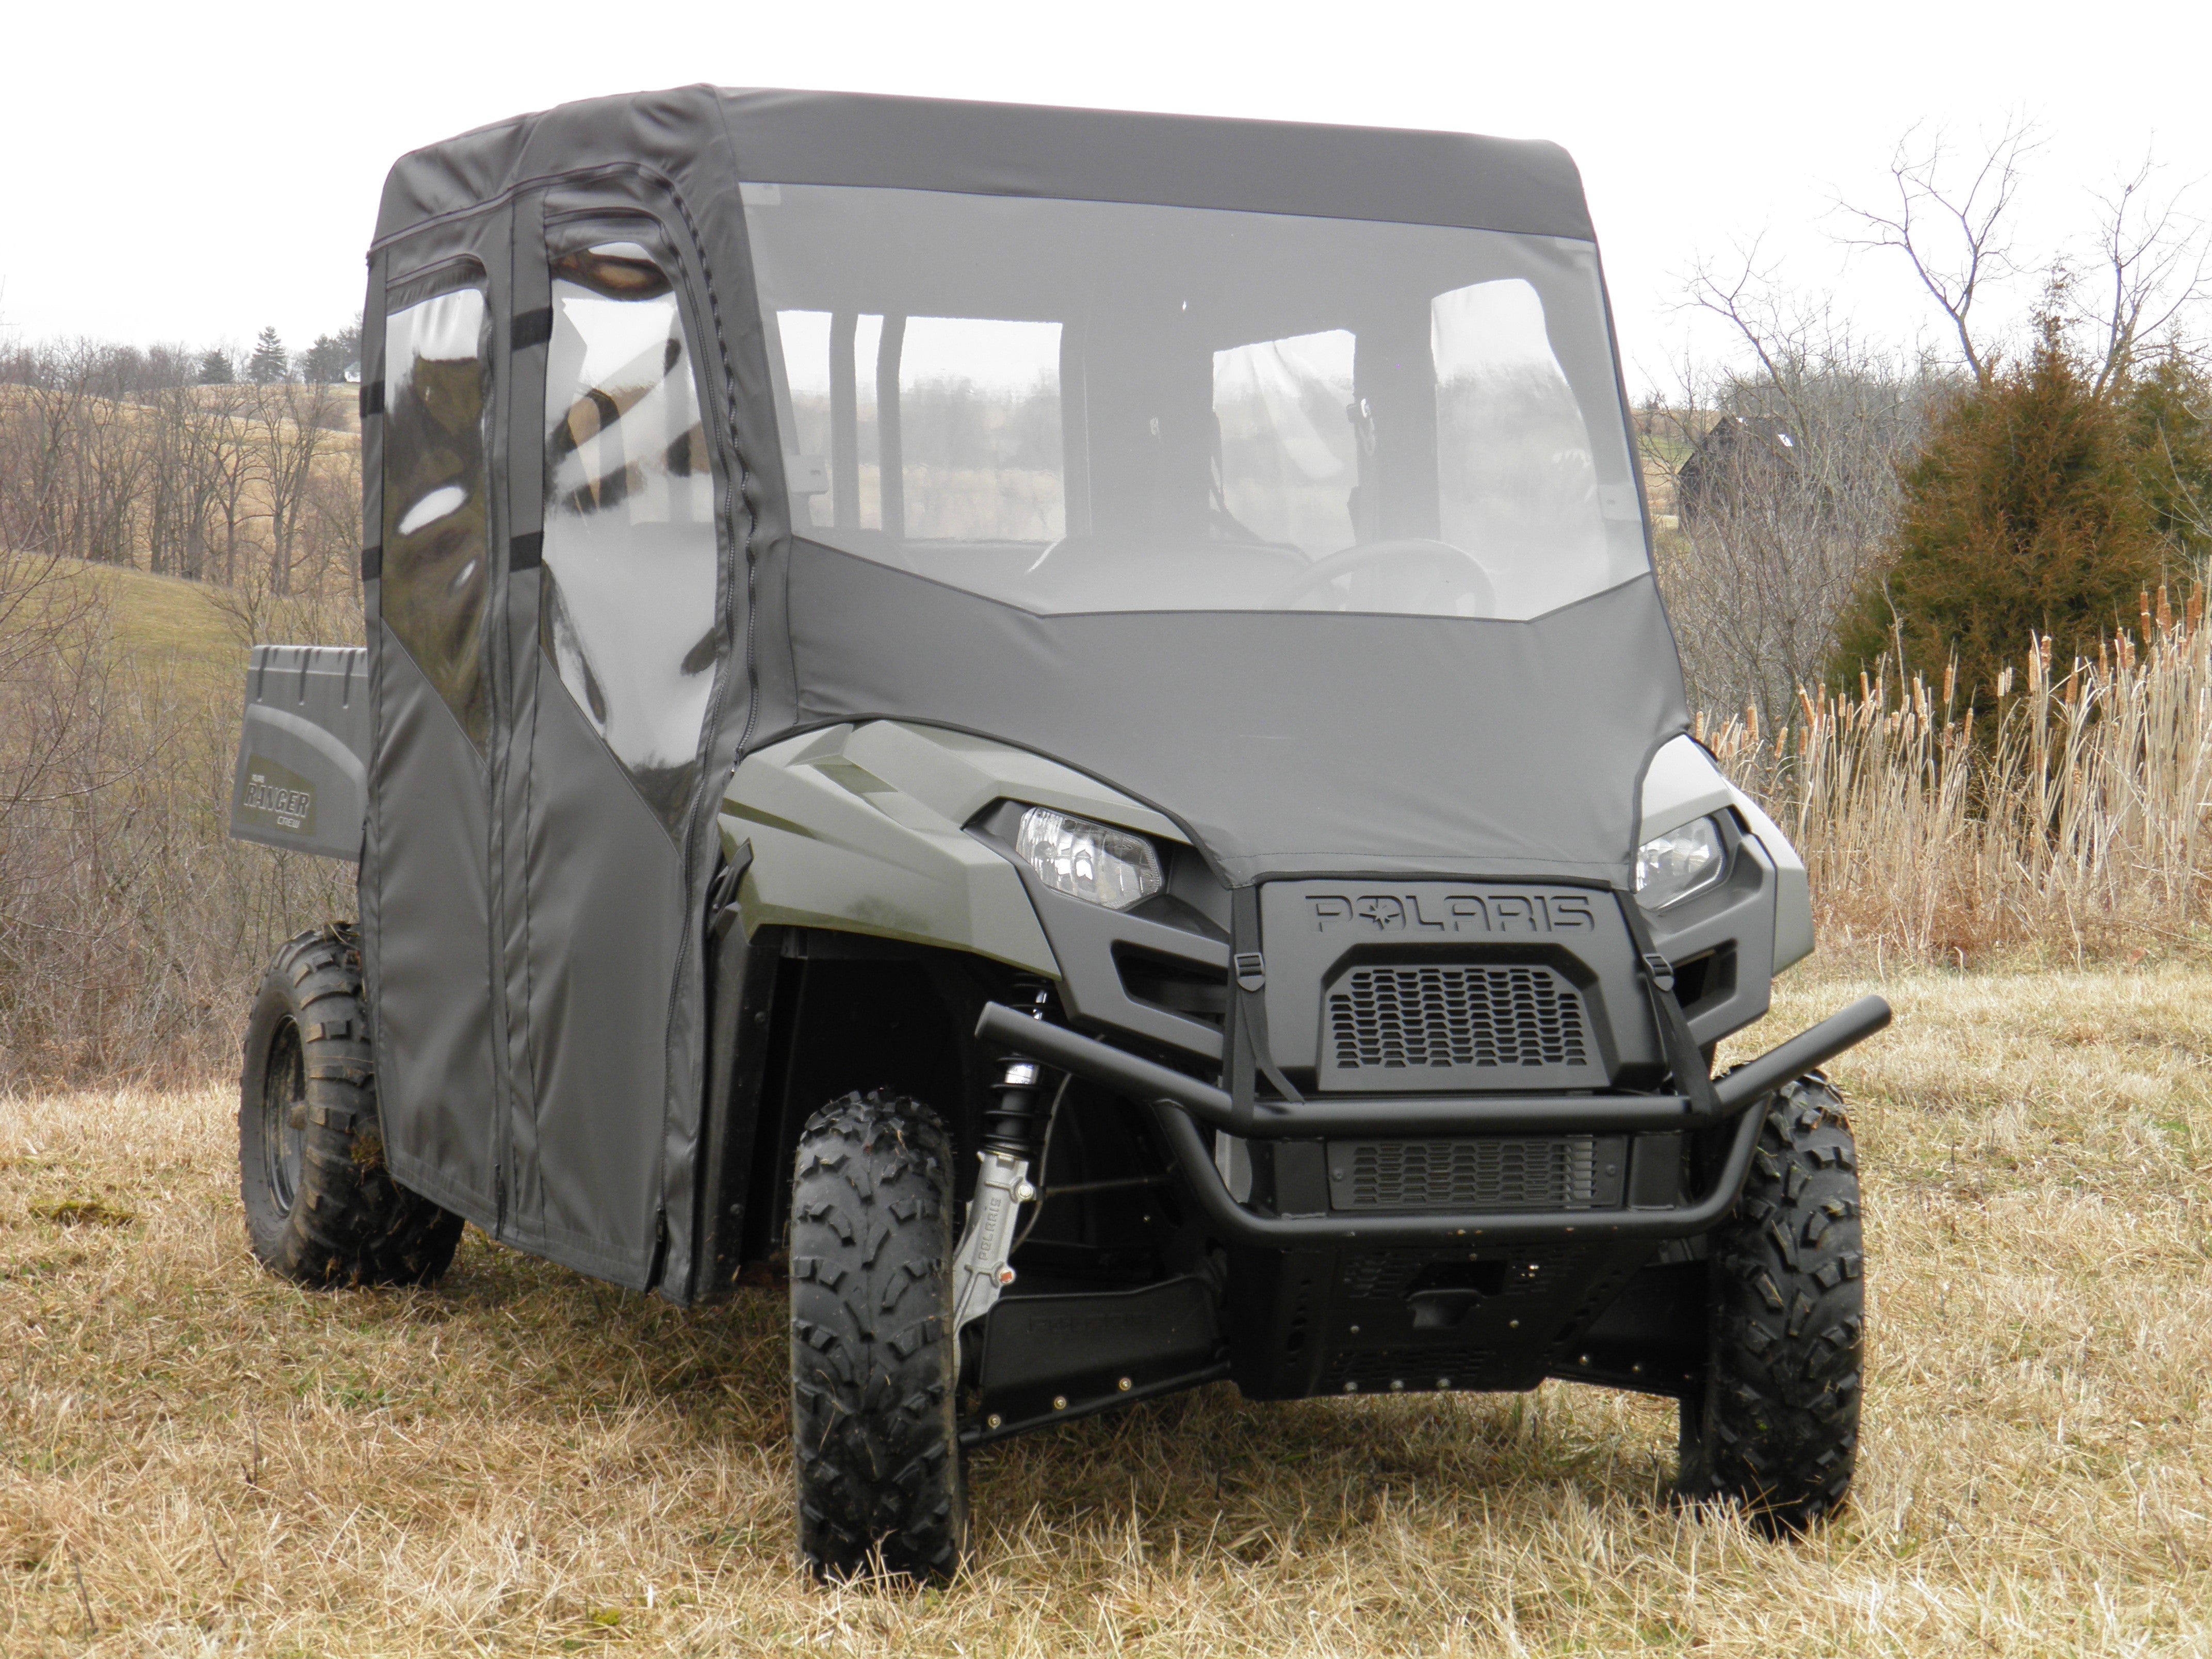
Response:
[1678, 1074, 1865, 1532]
[789, 1091, 968, 1581]
[239, 924, 463, 1288]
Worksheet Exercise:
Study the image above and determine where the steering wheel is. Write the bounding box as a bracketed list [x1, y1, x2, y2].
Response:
[1270, 538, 1498, 615]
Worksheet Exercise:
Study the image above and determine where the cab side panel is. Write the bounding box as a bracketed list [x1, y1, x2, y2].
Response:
[363, 247, 506, 1229]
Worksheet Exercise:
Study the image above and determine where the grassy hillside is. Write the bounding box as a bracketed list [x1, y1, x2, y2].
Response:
[54, 557, 362, 705]
[67, 559, 245, 687]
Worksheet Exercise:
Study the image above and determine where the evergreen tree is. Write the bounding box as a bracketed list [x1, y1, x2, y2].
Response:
[300, 333, 344, 383]
[197, 347, 234, 385]
[1831, 312, 2165, 712]
[248, 326, 288, 385]
[297, 319, 365, 385]
[2122, 347, 2212, 569]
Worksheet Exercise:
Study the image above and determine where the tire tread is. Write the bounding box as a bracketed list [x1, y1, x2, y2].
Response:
[240, 923, 463, 1289]
[1680, 1074, 1864, 1533]
[789, 1091, 967, 1581]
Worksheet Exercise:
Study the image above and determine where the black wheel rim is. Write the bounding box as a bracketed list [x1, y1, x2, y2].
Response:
[262, 1017, 307, 1215]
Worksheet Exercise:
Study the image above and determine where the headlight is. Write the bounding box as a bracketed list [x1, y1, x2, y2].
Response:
[1015, 806, 1164, 910]
[1636, 816, 1727, 911]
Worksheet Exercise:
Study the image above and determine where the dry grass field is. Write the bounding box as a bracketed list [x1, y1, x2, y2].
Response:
[4, 959, 2210, 1656]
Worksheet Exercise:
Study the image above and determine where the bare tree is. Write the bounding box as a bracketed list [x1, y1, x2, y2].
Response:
[72, 359, 150, 565]
[1845, 125, 2207, 403]
[1655, 258, 1948, 725]
[248, 379, 344, 593]
[1843, 120, 2038, 389]
[0, 340, 100, 556]
[0, 543, 127, 1012]
[2082, 158, 2208, 397]
[142, 382, 196, 576]
[294, 436, 363, 600]
[194, 379, 259, 584]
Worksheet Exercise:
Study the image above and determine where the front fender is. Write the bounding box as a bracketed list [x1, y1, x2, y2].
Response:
[722, 720, 1186, 975]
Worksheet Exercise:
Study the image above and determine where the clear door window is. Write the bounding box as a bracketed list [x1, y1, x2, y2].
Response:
[540, 241, 719, 834]
[382, 284, 492, 750]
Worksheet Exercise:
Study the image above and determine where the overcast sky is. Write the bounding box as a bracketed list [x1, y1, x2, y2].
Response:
[4, 0, 2205, 395]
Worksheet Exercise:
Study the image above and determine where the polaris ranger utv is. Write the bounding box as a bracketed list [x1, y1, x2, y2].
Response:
[229, 87, 1889, 1579]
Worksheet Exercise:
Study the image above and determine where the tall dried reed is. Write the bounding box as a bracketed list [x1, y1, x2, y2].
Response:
[1704, 587, 2212, 962]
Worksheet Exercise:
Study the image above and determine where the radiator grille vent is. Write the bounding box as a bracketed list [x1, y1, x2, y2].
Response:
[1332, 1137, 1598, 1212]
[1328, 965, 1590, 1072]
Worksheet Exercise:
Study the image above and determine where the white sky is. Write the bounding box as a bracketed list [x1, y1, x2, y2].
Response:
[3, 0, 2206, 395]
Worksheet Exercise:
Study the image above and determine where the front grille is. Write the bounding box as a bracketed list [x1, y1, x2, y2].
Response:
[1327, 965, 1590, 1072]
[1330, 1137, 1599, 1212]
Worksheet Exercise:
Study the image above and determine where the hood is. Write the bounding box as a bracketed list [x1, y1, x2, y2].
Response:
[787, 542, 1689, 888]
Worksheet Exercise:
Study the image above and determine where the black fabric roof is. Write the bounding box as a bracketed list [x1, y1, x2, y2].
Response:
[376, 87, 1594, 247]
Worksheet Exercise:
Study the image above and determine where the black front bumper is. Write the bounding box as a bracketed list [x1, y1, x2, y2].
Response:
[977, 993, 1890, 1247]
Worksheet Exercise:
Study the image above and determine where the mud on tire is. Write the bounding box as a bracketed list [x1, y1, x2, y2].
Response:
[1679, 1073, 1865, 1533]
[239, 923, 463, 1288]
[789, 1091, 967, 1581]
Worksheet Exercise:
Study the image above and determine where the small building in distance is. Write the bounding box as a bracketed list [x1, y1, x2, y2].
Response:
[1674, 412, 1803, 524]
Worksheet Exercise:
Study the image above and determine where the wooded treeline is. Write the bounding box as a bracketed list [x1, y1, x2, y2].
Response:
[0, 339, 360, 595]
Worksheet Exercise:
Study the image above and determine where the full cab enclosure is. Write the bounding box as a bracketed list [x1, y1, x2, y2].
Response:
[229, 86, 1888, 1579]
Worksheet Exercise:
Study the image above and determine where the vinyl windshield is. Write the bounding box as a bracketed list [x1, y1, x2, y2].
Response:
[743, 183, 1647, 620]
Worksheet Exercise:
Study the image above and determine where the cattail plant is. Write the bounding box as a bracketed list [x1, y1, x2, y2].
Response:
[1702, 587, 2212, 962]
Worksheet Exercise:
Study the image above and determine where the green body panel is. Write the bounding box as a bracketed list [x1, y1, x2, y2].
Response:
[722, 721, 1188, 974]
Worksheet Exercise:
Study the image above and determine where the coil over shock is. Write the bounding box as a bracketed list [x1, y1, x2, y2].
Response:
[950, 981, 1054, 1337]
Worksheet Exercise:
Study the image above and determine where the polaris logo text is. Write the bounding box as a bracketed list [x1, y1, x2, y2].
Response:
[1306, 892, 1594, 934]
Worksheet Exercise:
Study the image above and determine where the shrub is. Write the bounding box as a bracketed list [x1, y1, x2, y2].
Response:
[2123, 346, 2212, 568]
[1833, 314, 2167, 711]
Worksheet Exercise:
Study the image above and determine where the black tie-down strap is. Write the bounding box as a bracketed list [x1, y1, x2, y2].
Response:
[1618, 892, 1724, 1120]
[1225, 885, 1303, 1136]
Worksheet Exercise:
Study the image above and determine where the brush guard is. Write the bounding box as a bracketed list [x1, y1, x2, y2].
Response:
[973, 993, 1891, 1246]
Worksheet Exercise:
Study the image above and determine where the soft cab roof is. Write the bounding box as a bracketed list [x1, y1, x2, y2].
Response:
[377, 87, 1596, 248]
